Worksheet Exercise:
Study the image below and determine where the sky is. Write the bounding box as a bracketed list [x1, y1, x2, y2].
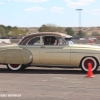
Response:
[0, 0, 100, 27]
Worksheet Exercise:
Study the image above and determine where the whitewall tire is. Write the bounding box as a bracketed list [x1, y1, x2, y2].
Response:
[80, 57, 98, 72]
[7, 64, 23, 71]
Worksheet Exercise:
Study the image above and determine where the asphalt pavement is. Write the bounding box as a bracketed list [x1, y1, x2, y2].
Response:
[0, 65, 100, 100]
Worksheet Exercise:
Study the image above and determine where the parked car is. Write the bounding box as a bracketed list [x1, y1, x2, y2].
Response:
[0, 32, 100, 72]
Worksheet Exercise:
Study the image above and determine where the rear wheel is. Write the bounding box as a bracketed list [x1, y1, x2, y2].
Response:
[80, 57, 98, 72]
[7, 64, 27, 71]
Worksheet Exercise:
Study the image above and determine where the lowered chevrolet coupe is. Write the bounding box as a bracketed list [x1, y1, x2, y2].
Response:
[0, 32, 100, 72]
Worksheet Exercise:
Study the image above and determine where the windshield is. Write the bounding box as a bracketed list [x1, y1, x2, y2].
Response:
[64, 38, 74, 45]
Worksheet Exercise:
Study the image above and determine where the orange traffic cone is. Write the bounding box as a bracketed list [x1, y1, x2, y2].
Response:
[86, 63, 94, 78]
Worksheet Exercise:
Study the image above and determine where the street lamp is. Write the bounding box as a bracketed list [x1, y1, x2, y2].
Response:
[76, 9, 82, 38]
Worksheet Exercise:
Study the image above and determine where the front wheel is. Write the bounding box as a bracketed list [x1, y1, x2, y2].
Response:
[7, 64, 27, 71]
[80, 57, 98, 72]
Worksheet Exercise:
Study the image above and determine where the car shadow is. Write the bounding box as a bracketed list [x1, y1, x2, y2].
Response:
[0, 67, 100, 74]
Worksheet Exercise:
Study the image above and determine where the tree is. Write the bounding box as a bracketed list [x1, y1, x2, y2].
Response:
[65, 27, 74, 36]
[38, 25, 47, 32]
[0, 25, 26, 38]
[7, 25, 12, 30]
[77, 30, 86, 38]
[38, 24, 64, 32]
[0, 26, 6, 38]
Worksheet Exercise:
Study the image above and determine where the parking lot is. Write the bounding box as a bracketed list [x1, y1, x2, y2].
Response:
[0, 65, 100, 100]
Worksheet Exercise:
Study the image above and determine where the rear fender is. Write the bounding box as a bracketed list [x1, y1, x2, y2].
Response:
[0, 48, 33, 64]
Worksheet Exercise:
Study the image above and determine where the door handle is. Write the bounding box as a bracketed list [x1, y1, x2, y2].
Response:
[41, 46, 45, 48]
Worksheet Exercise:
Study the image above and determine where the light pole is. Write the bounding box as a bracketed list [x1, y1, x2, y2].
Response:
[76, 9, 82, 38]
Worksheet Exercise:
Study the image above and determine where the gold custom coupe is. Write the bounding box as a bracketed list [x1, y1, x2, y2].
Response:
[0, 32, 100, 72]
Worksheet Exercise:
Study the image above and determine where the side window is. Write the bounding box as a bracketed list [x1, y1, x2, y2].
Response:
[28, 37, 40, 45]
[42, 36, 65, 45]
[57, 37, 65, 45]
[43, 36, 56, 45]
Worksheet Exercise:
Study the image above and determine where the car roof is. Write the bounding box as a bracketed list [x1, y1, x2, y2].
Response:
[27, 32, 72, 38]
[19, 32, 72, 45]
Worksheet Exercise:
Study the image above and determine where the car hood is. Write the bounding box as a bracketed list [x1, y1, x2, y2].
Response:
[69, 44, 100, 53]
[70, 44, 100, 49]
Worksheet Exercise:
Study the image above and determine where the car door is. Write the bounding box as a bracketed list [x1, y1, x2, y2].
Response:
[39, 35, 71, 65]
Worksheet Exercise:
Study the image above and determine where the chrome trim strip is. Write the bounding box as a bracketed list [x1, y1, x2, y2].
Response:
[45, 52, 99, 54]
[71, 52, 100, 54]
[46, 52, 70, 53]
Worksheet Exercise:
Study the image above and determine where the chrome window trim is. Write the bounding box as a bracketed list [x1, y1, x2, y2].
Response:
[18, 36, 25, 45]
[23, 34, 69, 46]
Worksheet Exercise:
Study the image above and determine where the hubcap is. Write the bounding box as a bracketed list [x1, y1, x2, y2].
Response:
[84, 59, 94, 69]
[9, 64, 21, 68]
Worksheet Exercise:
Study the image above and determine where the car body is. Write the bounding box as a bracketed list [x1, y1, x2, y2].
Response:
[0, 32, 100, 72]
